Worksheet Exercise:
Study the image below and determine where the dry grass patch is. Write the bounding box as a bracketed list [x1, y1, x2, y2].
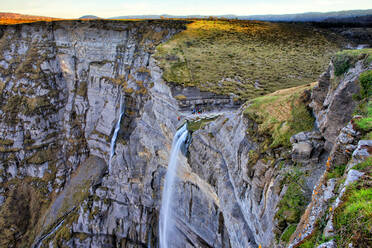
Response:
[244, 83, 316, 148]
[155, 19, 344, 100]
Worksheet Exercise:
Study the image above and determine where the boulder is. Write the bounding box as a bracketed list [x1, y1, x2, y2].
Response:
[291, 131, 324, 163]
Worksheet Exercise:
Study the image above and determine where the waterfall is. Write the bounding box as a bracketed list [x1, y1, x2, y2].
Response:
[159, 123, 189, 248]
[35, 220, 65, 248]
[109, 95, 125, 172]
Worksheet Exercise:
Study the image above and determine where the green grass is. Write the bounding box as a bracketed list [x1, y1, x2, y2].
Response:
[334, 180, 372, 247]
[243, 84, 315, 148]
[155, 20, 343, 101]
[353, 96, 371, 138]
[352, 70, 371, 137]
[359, 70, 372, 98]
[355, 117, 372, 132]
[327, 164, 346, 180]
[281, 224, 297, 243]
[298, 235, 317, 248]
[275, 169, 309, 235]
[275, 180, 307, 227]
[332, 48, 372, 76]
[187, 117, 217, 132]
[353, 157, 372, 172]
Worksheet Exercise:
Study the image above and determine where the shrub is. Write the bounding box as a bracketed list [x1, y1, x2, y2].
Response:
[359, 70, 372, 98]
[355, 117, 372, 132]
[332, 49, 372, 76]
[333, 53, 352, 76]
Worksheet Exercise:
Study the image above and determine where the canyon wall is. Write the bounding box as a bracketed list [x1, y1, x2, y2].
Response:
[0, 20, 370, 248]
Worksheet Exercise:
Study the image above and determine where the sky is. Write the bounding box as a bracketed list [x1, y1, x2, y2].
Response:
[1, 0, 372, 18]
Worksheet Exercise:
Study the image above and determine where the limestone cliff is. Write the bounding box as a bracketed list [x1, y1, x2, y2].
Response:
[0, 20, 370, 248]
[0, 20, 187, 247]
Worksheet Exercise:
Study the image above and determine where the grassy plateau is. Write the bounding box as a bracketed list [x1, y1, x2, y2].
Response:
[155, 19, 345, 101]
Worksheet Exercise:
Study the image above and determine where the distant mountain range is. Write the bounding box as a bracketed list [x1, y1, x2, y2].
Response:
[79, 15, 101, 19]
[1, 9, 372, 25]
[110, 9, 372, 23]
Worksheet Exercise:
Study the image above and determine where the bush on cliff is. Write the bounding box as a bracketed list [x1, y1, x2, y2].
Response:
[353, 70, 372, 138]
[359, 70, 372, 98]
[332, 48, 372, 76]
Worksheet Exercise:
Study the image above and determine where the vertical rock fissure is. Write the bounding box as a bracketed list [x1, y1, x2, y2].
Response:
[159, 123, 189, 248]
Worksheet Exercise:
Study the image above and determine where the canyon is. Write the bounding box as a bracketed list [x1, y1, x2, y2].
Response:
[0, 19, 370, 248]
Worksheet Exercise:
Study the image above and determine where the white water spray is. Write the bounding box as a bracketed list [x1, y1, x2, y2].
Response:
[109, 95, 125, 172]
[159, 124, 189, 248]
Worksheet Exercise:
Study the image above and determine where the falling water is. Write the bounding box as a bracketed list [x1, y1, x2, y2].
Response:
[159, 123, 189, 248]
[35, 220, 65, 248]
[109, 95, 125, 172]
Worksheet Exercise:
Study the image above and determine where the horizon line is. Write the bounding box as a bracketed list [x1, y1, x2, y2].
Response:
[1, 8, 371, 19]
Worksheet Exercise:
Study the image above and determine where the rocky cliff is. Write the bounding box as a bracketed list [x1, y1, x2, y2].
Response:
[0, 20, 370, 248]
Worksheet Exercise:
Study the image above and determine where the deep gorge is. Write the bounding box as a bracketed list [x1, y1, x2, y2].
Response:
[0, 20, 370, 248]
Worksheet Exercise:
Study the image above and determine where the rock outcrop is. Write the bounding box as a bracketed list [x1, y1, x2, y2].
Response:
[310, 58, 371, 150]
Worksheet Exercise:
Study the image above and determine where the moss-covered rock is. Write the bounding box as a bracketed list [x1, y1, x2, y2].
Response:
[275, 169, 309, 232]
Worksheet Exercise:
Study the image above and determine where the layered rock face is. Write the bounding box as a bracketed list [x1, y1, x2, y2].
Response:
[310, 59, 371, 150]
[0, 20, 370, 248]
[0, 20, 188, 247]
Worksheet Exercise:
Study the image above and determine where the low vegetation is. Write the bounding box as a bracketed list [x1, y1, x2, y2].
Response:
[334, 178, 372, 247]
[280, 224, 297, 243]
[187, 117, 217, 132]
[332, 48, 372, 76]
[0, 178, 52, 247]
[243, 84, 315, 148]
[155, 19, 343, 101]
[353, 157, 372, 172]
[326, 164, 346, 180]
[353, 69, 372, 139]
[276, 169, 310, 242]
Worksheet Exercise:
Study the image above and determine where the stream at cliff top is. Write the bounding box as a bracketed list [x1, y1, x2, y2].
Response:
[109, 95, 125, 173]
[159, 123, 189, 248]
